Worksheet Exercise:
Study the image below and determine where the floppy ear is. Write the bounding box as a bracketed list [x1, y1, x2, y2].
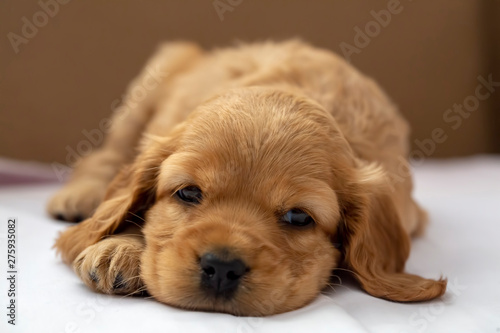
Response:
[54, 135, 176, 264]
[338, 161, 447, 302]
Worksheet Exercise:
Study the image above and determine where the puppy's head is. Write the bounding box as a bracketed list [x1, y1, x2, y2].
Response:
[57, 87, 446, 315]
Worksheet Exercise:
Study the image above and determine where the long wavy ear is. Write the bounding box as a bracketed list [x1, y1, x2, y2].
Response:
[54, 135, 177, 264]
[337, 161, 447, 302]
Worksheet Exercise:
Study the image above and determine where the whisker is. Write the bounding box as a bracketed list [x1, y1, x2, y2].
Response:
[333, 267, 358, 276]
[121, 286, 149, 298]
[324, 283, 337, 293]
[127, 211, 146, 223]
[121, 275, 142, 284]
[331, 273, 343, 285]
[124, 219, 143, 230]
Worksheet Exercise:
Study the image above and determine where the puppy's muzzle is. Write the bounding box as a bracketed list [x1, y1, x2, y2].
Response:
[200, 252, 247, 298]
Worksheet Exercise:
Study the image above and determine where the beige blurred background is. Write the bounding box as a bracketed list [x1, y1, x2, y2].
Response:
[1, 0, 499, 164]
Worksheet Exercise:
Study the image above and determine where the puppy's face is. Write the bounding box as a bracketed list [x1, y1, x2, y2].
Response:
[140, 89, 343, 315]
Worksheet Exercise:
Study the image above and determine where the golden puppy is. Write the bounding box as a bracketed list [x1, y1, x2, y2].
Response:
[49, 40, 446, 316]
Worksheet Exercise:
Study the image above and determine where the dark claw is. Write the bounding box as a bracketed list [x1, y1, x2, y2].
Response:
[137, 289, 149, 297]
[90, 271, 99, 283]
[53, 212, 83, 223]
[113, 273, 125, 290]
[72, 214, 84, 223]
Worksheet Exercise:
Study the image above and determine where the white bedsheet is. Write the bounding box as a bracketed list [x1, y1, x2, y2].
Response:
[1, 156, 499, 333]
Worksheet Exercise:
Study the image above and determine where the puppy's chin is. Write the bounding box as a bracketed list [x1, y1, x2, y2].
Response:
[139, 218, 340, 316]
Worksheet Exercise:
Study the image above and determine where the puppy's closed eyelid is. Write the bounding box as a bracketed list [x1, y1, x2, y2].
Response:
[170, 184, 193, 197]
[156, 155, 199, 197]
[279, 208, 316, 224]
[157, 174, 197, 199]
[174, 185, 203, 205]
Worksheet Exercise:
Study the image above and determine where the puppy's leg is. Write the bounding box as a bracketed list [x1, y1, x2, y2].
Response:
[48, 42, 202, 221]
[48, 149, 129, 222]
[73, 234, 145, 295]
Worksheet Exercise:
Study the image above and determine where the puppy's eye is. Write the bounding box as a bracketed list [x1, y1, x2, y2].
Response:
[175, 186, 202, 204]
[281, 209, 314, 227]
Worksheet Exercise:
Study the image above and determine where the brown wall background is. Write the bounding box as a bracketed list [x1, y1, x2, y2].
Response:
[1, 0, 499, 164]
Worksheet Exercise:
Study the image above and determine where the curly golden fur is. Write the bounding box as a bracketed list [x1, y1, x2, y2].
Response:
[49, 40, 446, 316]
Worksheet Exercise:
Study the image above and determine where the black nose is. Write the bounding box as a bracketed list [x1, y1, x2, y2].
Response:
[200, 252, 247, 297]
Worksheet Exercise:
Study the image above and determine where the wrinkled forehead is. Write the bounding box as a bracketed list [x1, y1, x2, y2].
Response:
[175, 96, 336, 191]
[179, 88, 336, 175]
[158, 145, 332, 195]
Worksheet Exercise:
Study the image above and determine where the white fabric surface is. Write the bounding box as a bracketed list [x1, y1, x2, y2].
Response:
[1, 156, 499, 333]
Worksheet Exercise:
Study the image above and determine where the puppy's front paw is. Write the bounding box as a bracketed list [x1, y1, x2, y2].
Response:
[47, 179, 106, 222]
[73, 237, 144, 295]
